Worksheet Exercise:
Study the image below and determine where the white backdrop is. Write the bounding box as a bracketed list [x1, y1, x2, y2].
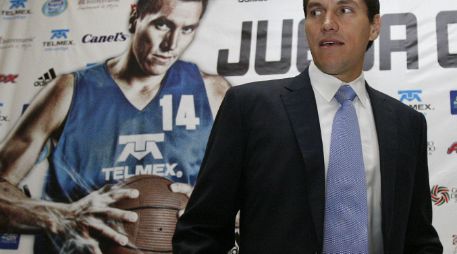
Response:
[0, 0, 456, 253]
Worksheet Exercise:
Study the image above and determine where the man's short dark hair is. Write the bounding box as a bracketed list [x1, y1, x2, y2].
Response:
[137, 0, 209, 19]
[303, 0, 380, 50]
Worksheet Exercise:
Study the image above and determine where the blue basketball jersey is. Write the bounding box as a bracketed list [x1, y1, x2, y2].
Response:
[43, 60, 214, 203]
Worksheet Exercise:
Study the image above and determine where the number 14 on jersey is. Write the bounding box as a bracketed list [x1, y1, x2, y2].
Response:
[160, 95, 200, 131]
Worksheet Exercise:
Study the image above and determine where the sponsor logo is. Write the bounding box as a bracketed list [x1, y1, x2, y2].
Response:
[0, 36, 34, 50]
[43, 29, 74, 51]
[50, 29, 69, 40]
[0, 102, 9, 125]
[81, 32, 128, 44]
[117, 134, 165, 162]
[427, 141, 436, 155]
[431, 185, 457, 206]
[78, 0, 120, 10]
[399, 90, 422, 102]
[431, 185, 450, 206]
[0, 74, 18, 83]
[451, 91, 457, 115]
[1, 0, 31, 19]
[398, 90, 434, 113]
[42, 0, 68, 17]
[10, 0, 26, 9]
[101, 134, 183, 181]
[448, 142, 457, 154]
[34, 68, 57, 87]
[0, 234, 20, 250]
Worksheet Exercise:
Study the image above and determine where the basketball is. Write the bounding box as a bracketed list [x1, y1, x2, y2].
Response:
[101, 175, 188, 253]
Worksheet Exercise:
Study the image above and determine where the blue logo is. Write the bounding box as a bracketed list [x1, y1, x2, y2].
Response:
[451, 91, 457, 115]
[50, 29, 69, 40]
[42, 0, 67, 17]
[9, 0, 26, 9]
[0, 234, 20, 250]
[399, 90, 422, 102]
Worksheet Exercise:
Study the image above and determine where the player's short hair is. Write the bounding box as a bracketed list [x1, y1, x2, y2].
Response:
[302, 0, 380, 50]
[137, 0, 208, 19]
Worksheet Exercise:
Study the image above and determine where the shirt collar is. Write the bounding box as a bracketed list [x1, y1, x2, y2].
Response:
[308, 61, 369, 108]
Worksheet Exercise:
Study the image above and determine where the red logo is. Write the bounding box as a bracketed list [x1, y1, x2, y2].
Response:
[0, 74, 18, 83]
[431, 185, 450, 206]
[448, 142, 457, 154]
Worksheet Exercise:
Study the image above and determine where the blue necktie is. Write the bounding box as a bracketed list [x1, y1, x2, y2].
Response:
[323, 85, 369, 254]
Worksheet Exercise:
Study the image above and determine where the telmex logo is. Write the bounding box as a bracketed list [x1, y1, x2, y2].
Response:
[117, 134, 165, 162]
[448, 142, 457, 154]
[50, 29, 69, 40]
[398, 90, 422, 102]
[398, 89, 434, 111]
[9, 0, 26, 9]
[0, 74, 18, 83]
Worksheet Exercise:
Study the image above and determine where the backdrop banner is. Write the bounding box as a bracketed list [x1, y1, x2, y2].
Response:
[0, 0, 456, 253]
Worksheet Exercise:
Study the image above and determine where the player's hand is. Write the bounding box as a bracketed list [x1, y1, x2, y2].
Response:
[169, 182, 193, 217]
[64, 184, 139, 253]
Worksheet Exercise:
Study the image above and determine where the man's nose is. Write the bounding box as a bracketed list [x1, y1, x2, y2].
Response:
[322, 13, 339, 32]
[161, 30, 179, 51]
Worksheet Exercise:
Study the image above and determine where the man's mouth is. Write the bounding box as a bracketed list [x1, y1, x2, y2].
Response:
[319, 40, 344, 47]
[152, 54, 174, 64]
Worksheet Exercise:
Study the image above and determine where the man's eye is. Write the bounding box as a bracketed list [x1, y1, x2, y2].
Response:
[310, 9, 323, 17]
[182, 27, 195, 35]
[340, 7, 353, 14]
[154, 21, 170, 31]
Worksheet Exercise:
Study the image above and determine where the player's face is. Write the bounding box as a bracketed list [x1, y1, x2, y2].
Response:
[131, 0, 202, 75]
[305, 0, 380, 82]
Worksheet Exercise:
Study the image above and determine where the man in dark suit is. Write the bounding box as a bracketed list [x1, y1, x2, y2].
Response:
[172, 0, 443, 253]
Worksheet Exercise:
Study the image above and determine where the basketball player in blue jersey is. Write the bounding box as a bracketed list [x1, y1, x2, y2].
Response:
[0, 0, 229, 253]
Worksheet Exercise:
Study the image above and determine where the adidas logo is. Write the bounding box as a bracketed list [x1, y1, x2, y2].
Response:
[34, 68, 56, 87]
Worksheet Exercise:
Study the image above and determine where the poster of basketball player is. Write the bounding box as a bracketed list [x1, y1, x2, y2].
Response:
[0, 0, 230, 253]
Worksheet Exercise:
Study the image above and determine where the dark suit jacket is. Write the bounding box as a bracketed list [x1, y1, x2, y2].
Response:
[173, 70, 442, 254]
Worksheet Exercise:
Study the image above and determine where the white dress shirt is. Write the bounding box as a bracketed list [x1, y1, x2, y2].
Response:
[308, 61, 384, 254]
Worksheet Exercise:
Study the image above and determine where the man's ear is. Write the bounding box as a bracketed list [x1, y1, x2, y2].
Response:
[129, 6, 138, 34]
[369, 14, 381, 41]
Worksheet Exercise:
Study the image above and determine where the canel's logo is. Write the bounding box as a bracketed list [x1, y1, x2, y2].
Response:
[398, 90, 422, 102]
[9, 0, 26, 9]
[50, 29, 69, 40]
[117, 134, 165, 162]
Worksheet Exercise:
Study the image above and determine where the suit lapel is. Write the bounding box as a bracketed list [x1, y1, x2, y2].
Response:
[367, 85, 398, 251]
[280, 70, 326, 248]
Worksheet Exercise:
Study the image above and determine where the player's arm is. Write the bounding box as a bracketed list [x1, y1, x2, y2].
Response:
[0, 75, 138, 251]
[201, 72, 231, 118]
[0, 74, 74, 185]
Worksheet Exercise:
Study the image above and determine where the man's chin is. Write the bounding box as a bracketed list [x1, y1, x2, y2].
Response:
[143, 64, 172, 76]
